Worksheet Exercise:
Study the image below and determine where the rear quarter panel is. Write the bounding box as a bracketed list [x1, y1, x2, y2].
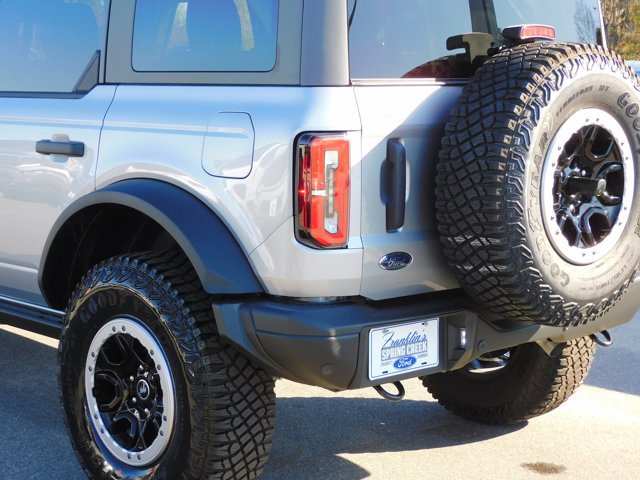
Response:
[96, 86, 365, 297]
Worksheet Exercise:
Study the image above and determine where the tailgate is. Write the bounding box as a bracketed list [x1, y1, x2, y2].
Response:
[348, 0, 606, 301]
[355, 85, 460, 300]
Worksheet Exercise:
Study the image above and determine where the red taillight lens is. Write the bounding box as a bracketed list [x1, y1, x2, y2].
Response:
[296, 134, 350, 248]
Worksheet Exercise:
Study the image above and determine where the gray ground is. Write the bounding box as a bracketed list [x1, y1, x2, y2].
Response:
[1, 311, 638, 480]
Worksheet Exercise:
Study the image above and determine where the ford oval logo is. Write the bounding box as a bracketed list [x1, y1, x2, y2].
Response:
[379, 252, 413, 271]
[394, 356, 417, 369]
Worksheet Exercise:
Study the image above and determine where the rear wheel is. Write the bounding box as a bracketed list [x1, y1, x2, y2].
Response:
[59, 251, 275, 480]
[422, 337, 595, 425]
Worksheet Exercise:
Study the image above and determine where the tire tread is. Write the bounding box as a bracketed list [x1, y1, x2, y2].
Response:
[436, 43, 639, 327]
[59, 250, 275, 480]
[423, 337, 596, 425]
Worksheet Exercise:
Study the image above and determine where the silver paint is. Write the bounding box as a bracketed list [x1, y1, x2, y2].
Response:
[0, 86, 117, 304]
[202, 112, 255, 179]
[355, 83, 460, 300]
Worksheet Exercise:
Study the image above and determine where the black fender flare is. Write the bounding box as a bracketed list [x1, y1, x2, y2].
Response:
[40, 179, 263, 304]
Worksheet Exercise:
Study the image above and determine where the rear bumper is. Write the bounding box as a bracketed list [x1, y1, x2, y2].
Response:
[213, 283, 640, 391]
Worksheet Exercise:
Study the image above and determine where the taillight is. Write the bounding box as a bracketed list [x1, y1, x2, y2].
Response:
[502, 24, 556, 44]
[295, 134, 350, 249]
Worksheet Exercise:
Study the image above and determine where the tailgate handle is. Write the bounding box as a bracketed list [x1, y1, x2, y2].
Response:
[36, 139, 85, 158]
[381, 138, 406, 232]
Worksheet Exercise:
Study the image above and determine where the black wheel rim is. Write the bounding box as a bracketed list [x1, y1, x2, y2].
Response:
[542, 108, 634, 265]
[553, 125, 623, 246]
[85, 319, 175, 467]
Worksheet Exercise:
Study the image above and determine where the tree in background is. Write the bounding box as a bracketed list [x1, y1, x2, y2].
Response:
[602, 0, 640, 57]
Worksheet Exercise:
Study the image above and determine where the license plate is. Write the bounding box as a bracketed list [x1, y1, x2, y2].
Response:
[368, 319, 439, 381]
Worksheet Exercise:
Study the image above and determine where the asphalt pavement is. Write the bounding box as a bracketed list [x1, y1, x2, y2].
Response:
[1, 311, 638, 480]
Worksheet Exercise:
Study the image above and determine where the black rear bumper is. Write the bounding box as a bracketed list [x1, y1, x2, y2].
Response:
[212, 284, 640, 391]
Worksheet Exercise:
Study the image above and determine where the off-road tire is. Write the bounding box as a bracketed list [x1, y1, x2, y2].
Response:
[422, 337, 595, 425]
[58, 250, 276, 480]
[436, 43, 640, 327]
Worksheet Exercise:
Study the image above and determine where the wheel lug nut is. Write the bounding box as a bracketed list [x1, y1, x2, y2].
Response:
[132, 397, 137, 404]
[144, 408, 150, 415]
[129, 375, 134, 382]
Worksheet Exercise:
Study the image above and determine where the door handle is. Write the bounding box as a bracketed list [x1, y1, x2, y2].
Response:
[381, 138, 406, 232]
[36, 139, 85, 157]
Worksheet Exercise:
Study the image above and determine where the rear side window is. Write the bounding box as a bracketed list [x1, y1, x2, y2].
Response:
[0, 0, 109, 93]
[132, 0, 279, 72]
[348, 0, 602, 80]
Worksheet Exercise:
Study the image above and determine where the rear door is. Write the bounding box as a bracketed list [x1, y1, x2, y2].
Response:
[0, 0, 114, 305]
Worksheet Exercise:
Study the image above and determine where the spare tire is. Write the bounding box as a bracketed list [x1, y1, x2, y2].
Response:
[436, 43, 640, 327]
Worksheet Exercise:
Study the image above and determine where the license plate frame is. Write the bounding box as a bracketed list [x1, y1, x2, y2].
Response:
[368, 318, 439, 381]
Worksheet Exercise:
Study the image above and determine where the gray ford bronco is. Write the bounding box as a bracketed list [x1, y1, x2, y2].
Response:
[0, 0, 639, 479]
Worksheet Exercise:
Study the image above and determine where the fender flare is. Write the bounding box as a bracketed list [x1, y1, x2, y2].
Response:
[40, 179, 263, 304]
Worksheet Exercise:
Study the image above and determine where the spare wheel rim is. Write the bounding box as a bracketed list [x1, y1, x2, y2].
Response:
[541, 108, 634, 266]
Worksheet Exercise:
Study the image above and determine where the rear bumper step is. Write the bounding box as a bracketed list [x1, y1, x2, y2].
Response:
[213, 284, 640, 391]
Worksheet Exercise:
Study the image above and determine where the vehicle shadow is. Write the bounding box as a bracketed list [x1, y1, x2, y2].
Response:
[262, 394, 524, 480]
[0, 327, 526, 480]
[262, 316, 640, 479]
